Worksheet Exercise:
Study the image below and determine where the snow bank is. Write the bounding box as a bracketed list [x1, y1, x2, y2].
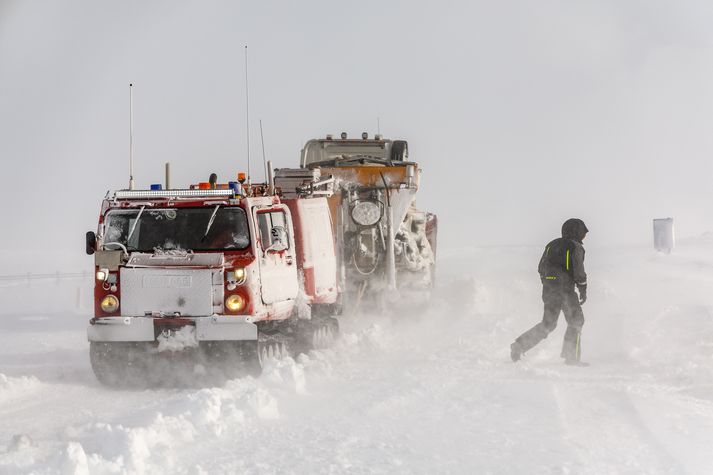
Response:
[42, 378, 278, 474]
[0, 325, 391, 474]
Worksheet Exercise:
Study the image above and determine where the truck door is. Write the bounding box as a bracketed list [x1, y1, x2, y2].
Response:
[254, 207, 299, 304]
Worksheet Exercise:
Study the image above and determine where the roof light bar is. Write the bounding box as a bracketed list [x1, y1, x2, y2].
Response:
[114, 189, 235, 200]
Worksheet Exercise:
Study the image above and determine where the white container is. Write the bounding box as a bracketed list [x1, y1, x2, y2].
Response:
[653, 218, 675, 254]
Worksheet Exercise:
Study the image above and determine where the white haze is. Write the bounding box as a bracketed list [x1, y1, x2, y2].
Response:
[1, 2, 713, 473]
[2, 1, 713, 255]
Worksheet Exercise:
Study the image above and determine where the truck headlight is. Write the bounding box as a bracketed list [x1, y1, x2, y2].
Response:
[227, 268, 246, 285]
[101, 294, 120, 313]
[96, 268, 109, 281]
[351, 201, 381, 226]
[225, 294, 246, 313]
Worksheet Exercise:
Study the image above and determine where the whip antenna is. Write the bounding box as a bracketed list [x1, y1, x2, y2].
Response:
[244, 45, 251, 185]
[260, 119, 268, 182]
[129, 83, 135, 190]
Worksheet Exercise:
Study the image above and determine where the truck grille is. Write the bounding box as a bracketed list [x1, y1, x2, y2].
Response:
[120, 268, 223, 317]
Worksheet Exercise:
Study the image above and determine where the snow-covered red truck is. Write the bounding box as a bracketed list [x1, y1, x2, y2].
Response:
[85, 178, 339, 386]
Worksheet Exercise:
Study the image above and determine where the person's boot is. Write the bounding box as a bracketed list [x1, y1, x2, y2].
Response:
[510, 342, 523, 362]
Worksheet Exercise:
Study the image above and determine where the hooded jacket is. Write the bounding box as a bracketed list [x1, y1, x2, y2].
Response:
[538, 218, 588, 289]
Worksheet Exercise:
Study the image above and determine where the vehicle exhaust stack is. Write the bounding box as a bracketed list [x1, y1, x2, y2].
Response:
[165, 162, 171, 190]
[267, 160, 275, 195]
[406, 164, 415, 188]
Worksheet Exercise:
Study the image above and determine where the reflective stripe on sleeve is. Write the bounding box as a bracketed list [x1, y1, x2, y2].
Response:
[566, 250, 570, 271]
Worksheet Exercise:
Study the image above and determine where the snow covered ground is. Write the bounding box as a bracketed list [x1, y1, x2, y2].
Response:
[1, 240, 713, 474]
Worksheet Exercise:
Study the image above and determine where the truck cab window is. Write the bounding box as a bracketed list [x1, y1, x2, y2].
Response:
[257, 211, 288, 249]
[103, 207, 250, 252]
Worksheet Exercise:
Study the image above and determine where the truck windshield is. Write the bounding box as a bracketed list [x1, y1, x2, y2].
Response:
[302, 142, 389, 167]
[103, 207, 250, 252]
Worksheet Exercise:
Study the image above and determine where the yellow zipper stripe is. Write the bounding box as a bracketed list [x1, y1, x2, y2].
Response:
[566, 250, 570, 271]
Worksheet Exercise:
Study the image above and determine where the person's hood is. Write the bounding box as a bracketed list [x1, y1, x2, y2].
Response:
[561, 218, 589, 243]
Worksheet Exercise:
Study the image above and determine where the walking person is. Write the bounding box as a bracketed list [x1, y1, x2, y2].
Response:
[511, 218, 589, 366]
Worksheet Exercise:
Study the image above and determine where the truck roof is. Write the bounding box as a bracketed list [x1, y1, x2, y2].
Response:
[100, 189, 279, 215]
[111, 189, 237, 201]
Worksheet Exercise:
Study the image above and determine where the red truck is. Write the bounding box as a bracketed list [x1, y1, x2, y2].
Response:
[85, 180, 339, 386]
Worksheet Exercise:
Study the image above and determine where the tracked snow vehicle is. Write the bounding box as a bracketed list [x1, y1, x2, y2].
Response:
[293, 133, 437, 309]
[85, 179, 339, 386]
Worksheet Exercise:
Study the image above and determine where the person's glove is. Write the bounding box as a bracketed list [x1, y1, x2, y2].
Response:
[577, 284, 587, 305]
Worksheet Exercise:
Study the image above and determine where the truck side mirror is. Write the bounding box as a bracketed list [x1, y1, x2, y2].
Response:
[265, 226, 288, 254]
[86, 231, 96, 255]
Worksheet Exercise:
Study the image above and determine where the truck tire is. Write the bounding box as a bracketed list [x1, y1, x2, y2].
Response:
[201, 341, 261, 378]
[89, 342, 147, 388]
[310, 316, 340, 350]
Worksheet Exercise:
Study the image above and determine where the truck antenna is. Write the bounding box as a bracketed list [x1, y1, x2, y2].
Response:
[244, 45, 251, 186]
[260, 119, 268, 183]
[377, 116, 381, 135]
[129, 83, 135, 190]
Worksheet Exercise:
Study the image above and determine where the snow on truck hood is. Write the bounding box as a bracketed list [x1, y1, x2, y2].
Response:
[125, 252, 224, 268]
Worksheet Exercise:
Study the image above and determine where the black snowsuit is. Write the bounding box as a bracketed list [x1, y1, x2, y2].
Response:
[514, 219, 588, 361]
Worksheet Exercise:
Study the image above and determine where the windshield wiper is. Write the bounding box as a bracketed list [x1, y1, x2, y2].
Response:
[126, 206, 146, 245]
[201, 205, 221, 242]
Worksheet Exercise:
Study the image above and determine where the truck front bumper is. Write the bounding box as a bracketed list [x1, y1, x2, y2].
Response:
[87, 316, 257, 342]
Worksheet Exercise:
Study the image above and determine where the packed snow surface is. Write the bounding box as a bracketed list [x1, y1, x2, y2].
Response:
[1, 240, 713, 474]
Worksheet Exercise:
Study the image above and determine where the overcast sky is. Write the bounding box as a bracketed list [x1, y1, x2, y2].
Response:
[2, 0, 713, 257]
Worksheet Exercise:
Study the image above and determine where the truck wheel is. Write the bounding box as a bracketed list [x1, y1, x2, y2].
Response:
[311, 317, 340, 349]
[311, 299, 343, 318]
[258, 340, 290, 366]
[89, 342, 147, 388]
[201, 341, 261, 379]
